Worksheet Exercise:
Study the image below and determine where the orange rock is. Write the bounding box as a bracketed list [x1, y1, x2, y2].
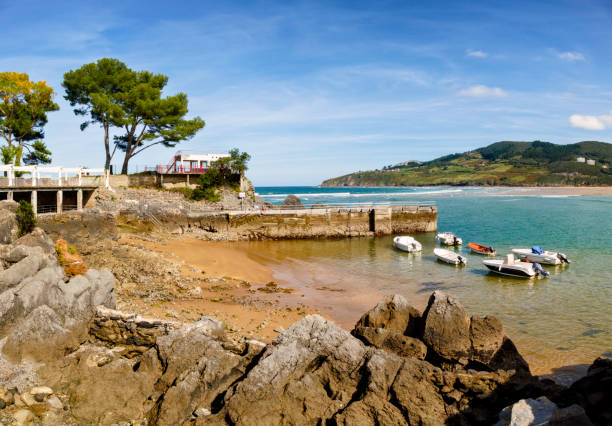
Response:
[54, 239, 88, 277]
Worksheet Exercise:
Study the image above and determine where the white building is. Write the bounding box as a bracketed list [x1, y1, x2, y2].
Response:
[161, 151, 230, 173]
[576, 157, 586, 163]
[586, 159, 596, 166]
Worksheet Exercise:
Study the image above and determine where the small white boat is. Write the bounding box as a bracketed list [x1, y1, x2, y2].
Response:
[393, 236, 422, 253]
[434, 248, 467, 265]
[511, 247, 570, 265]
[437, 232, 463, 246]
[483, 254, 549, 278]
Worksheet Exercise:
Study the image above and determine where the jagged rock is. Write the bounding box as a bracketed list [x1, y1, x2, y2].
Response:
[354, 294, 421, 336]
[352, 327, 427, 359]
[470, 315, 504, 364]
[487, 337, 531, 376]
[13, 408, 34, 425]
[153, 320, 264, 425]
[13, 228, 55, 257]
[282, 194, 303, 207]
[564, 355, 612, 425]
[0, 201, 18, 245]
[56, 344, 161, 423]
[495, 396, 559, 426]
[0, 247, 47, 292]
[222, 314, 369, 424]
[549, 404, 592, 425]
[422, 291, 471, 364]
[3, 305, 73, 361]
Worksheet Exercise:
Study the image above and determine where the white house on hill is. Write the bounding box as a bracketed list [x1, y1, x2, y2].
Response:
[576, 157, 586, 163]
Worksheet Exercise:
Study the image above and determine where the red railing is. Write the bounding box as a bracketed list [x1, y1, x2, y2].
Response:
[143, 165, 210, 174]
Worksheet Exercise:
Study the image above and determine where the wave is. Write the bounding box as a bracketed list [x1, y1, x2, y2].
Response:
[261, 189, 463, 198]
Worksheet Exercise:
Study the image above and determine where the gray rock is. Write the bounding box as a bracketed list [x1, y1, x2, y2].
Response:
[0, 248, 46, 292]
[13, 227, 56, 256]
[549, 404, 593, 425]
[353, 294, 421, 336]
[495, 396, 557, 426]
[422, 291, 471, 363]
[0, 202, 18, 245]
[282, 194, 303, 207]
[470, 314, 504, 364]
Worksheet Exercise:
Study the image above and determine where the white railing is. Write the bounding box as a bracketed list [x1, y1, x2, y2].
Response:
[0, 165, 109, 188]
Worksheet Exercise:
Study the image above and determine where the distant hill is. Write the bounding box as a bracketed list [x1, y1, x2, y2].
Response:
[321, 141, 612, 187]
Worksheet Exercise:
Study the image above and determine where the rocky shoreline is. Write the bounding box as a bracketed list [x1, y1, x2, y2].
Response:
[0, 200, 610, 424]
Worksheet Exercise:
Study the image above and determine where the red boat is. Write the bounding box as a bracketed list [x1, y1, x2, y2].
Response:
[468, 243, 496, 255]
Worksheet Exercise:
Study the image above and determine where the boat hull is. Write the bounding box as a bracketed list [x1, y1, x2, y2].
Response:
[483, 259, 535, 278]
[511, 249, 561, 265]
[434, 248, 466, 265]
[468, 243, 496, 256]
[393, 237, 422, 253]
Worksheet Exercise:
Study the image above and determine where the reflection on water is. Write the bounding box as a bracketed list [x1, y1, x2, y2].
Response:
[238, 195, 612, 376]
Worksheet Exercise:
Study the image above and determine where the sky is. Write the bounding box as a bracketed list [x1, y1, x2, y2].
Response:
[2, 0, 612, 185]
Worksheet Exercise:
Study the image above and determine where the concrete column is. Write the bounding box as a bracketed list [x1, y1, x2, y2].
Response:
[7, 191, 13, 201]
[77, 189, 83, 211]
[57, 190, 63, 215]
[31, 190, 37, 216]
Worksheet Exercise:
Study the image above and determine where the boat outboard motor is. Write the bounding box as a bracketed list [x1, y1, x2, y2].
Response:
[458, 255, 467, 265]
[533, 262, 549, 277]
[557, 252, 571, 264]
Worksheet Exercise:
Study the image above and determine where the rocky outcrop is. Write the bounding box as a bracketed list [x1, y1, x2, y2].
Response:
[282, 194, 303, 207]
[54, 238, 88, 277]
[0, 278, 605, 425]
[495, 397, 592, 426]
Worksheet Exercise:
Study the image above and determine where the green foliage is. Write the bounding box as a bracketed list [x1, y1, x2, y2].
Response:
[15, 200, 36, 237]
[63, 58, 205, 173]
[323, 141, 612, 187]
[0, 72, 59, 166]
[1, 145, 21, 165]
[193, 187, 220, 202]
[23, 141, 52, 165]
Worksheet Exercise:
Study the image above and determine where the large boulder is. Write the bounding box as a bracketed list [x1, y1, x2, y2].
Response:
[13, 227, 55, 257]
[422, 291, 472, 364]
[0, 200, 18, 245]
[495, 396, 592, 426]
[282, 194, 303, 208]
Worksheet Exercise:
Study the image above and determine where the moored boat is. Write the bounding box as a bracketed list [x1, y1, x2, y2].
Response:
[433, 248, 467, 265]
[468, 242, 496, 255]
[511, 247, 570, 265]
[393, 236, 422, 253]
[437, 232, 463, 246]
[483, 254, 549, 278]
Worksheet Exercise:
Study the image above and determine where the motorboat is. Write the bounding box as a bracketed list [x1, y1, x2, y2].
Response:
[468, 242, 496, 256]
[437, 232, 463, 246]
[433, 248, 467, 265]
[511, 246, 570, 265]
[393, 236, 422, 253]
[483, 254, 549, 278]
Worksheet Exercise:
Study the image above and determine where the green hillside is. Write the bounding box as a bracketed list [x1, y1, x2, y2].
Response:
[321, 141, 612, 187]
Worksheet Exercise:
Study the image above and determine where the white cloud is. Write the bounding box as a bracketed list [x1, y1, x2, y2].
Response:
[466, 49, 487, 58]
[558, 51, 585, 61]
[458, 85, 507, 98]
[569, 111, 612, 130]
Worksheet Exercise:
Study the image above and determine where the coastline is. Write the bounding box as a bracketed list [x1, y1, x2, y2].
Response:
[115, 234, 596, 381]
[314, 185, 612, 196]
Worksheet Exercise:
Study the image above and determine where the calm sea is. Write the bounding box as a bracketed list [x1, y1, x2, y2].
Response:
[249, 186, 612, 378]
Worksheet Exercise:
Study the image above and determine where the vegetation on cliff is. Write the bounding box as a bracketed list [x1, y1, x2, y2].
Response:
[322, 141, 612, 186]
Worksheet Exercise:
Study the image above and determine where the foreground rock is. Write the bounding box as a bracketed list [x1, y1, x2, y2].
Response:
[0, 224, 607, 426]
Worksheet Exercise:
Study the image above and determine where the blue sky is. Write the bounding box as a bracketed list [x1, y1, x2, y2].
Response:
[2, 0, 612, 185]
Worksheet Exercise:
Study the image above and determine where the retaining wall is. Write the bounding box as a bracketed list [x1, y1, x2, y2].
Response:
[146, 205, 437, 240]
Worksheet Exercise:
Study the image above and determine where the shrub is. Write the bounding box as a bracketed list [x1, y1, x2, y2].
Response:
[16, 200, 36, 236]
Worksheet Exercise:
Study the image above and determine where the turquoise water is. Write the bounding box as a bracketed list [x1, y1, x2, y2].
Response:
[252, 186, 612, 375]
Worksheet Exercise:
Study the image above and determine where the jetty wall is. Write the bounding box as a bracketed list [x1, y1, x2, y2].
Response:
[142, 205, 437, 239]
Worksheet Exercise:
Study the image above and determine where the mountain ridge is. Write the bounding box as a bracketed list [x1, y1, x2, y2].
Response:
[321, 141, 612, 187]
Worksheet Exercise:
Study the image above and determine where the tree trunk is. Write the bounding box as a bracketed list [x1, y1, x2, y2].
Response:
[103, 122, 111, 171]
[121, 152, 130, 175]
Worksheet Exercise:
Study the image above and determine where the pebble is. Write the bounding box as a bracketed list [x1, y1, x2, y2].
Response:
[194, 407, 212, 417]
[46, 395, 63, 411]
[274, 326, 285, 333]
[30, 386, 53, 402]
[13, 409, 34, 425]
